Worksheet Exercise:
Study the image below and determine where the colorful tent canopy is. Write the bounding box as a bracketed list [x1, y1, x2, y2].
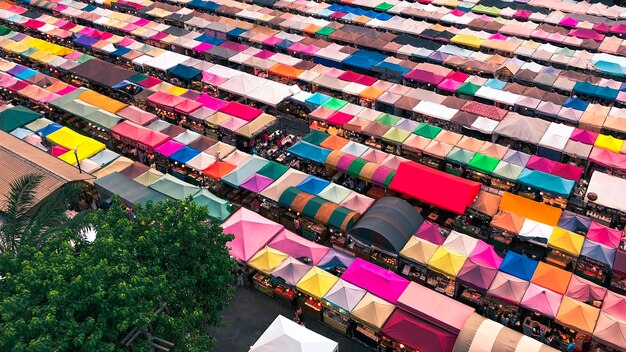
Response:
[518, 169, 574, 196]
[557, 211, 592, 233]
[278, 187, 358, 231]
[382, 309, 457, 352]
[566, 275, 607, 303]
[531, 262, 572, 295]
[270, 256, 311, 286]
[248, 246, 289, 275]
[0, 105, 41, 132]
[317, 248, 355, 271]
[443, 231, 479, 257]
[287, 141, 331, 163]
[222, 208, 283, 262]
[500, 251, 539, 281]
[499, 192, 562, 226]
[149, 174, 199, 200]
[203, 161, 237, 180]
[521, 283, 563, 319]
[296, 267, 339, 300]
[414, 221, 445, 245]
[548, 227, 584, 256]
[191, 189, 231, 221]
[593, 312, 626, 350]
[342, 258, 409, 304]
[581, 239, 616, 267]
[428, 246, 468, 278]
[469, 241, 503, 269]
[268, 229, 329, 265]
[323, 279, 366, 312]
[350, 292, 395, 330]
[556, 296, 600, 335]
[487, 271, 530, 305]
[457, 258, 499, 291]
[221, 156, 269, 188]
[400, 236, 439, 265]
[249, 315, 338, 352]
[586, 222, 622, 249]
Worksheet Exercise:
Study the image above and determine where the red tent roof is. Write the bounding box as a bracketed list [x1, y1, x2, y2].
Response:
[390, 161, 480, 214]
[381, 309, 457, 352]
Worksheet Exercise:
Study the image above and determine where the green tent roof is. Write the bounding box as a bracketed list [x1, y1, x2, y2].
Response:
[375, 2, 394, 11]
[83, 110, 121, 129]
[328, 207, 358, 231]
[192, 189, 232, 221]
[302, 130, 330, 145]
[383, 170, 395, 188]
[221, 156, 269, 188]
[468, 153, 500, 173]
[76, 54, 94, 64]
[322, 98, 348, 110]
[256, 161, 289, 180]
[446, 147, 475, 165]
[303, 196, 326, 219]
[456, 82, 481, 96]
[347, 158, 368, 178]
[0, 106, 42, 132]
[128, 72, 150, 84]
[278, 186, 301, 209]
[413, 123, 442, 139]
[316, 27, 336, 36]
[382, 127, 411, 144]
[0, 25, 11, 36]
[149, 174, 200, 200]
[375, 113, 401, 127]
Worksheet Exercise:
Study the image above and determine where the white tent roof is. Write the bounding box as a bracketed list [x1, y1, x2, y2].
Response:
[250, 315, 338, 352]
[218, 73, 268, 96]
[340, 141, 369, 157]
[519, 219, 553, 247]
[587, 171, 626, 213]
[471, 116, 500, 134]
[248, 82, 294, 107]
[185, 152, 216, 171]
[442, 231, 479, 256]
[144, 51, 189, 71]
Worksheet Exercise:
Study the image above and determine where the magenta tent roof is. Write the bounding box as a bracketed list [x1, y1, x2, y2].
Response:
[193, 42, 213, 52]
[219, 102, 263, 121]
[525, 155, 556, 173]
[586, 222, 622, 248]
[457, 259, 499, 291]
[268, 229, 330, 265]
[589, 147, 626, 172]
[437, 79, 463, 92]
[414, 221, 445, 245]
[197, 93, 229, 110]
[569, 28, 605, 41]
[551, 163, 583, 182]
[240, 173, 274, 193]
[469, 241, 503, 268]
[559, 17, 579, 28]
[288, 42, 308, 53]
[569, 128, 598, 144]
[336, 154, 357, 172]
[381, 309, 457, 352]
[602, 291, 626, 320]
[487, 271, 529, 305]
[371, 166, 393, 187]
[566, 275, 607, 303]
[342, 258, 410, 304]
[255, 49, 275, 59]
[154, 140, 185, 157]
[521, 283, 563, 318]
[222, 208, 283, 262]
[202, 72, 228, 85]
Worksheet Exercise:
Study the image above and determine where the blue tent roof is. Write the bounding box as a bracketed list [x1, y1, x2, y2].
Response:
[296, 175, 331, 195]
[485, 79, 507, 90]
[376, 12, 393, 20]
[342, 50, 387, 71]
[572, 81, 596, 96]
[14, 68, 37, 80]
[499, 251, 538, 281]
[305, 92, 332, 106]
[563, 97, 589, 111]
[327, 3, 342, 11]
[73, 35, 99, 47]
[187, 0, 221, 11]
[288, 141, 331, 163]
[227, 28, 247, 39]
[373, 61, 411, 75]
[111, 47, 131, 57]
[594, 61, 625, 77]
[195, 33, 225, 45]
[170, 146, 201, 164]
[581, 239, 616, 267]
[36, 122, 63, 137]
[517, 169, 574, 197]
[167, 64, 202, 81]
[275, 39, 295, 50]
[593, 86, 619, 100]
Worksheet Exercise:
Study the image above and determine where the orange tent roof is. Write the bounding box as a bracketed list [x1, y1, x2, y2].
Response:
[79, 90, 128, 114]
[359, 86, 384, 101]
[268, 63, 304, 79]
[202, 161, 236, 180]
[303, 24, 323, 34]
[499, 192, 562, 226]
[531, 262, 572, 295]
[320, 135, 349, 150]
[490, 210, 524, 234]
[556, 296, 600, 334]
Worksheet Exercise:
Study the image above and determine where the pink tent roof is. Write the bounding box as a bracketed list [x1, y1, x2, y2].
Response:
[117, 106, 158, 126]
[593, 312, 626, 350]
[342, 258, 410, 304]
[263, 36, 283, 47]
[255, 49, 275, 59]
[570, 128, 598, 144]
[437, 79, 463, 92]
[487, 271, 529, 305]
[414, 221, 445, 245]
[589, 147, 626, 172]
[193, 42, 213, 52]
[154, 140, 184, 157]
[174, 99, 202, 115]
[288, 42, 308, 53]
[586, 222, 622, 248]
[602, 291, 626, 321]
[270, 256, 310, 286]
[526, 155, 556, 173]
[565, 275, 607, 303]
[50, 145, 69, 157]
[569, 28, 604, 41]
[521, 283, 563, 318]
[219, 102, 262, 121]
[397, 282, 475, 334]
[488, 33, 509, 40]
[326, 111, 354, 126]
[559, 17, 579, 28]
[201, 72, 227, 85]
[196, 93, 229, 110]
[222, 208, 283, 262]
[220, 117, 248, 131]
[240, 173, 274, 193]
[339, 191, 375, 214]
[267, 229, 330, 265]
[458, 259, 498, 291]
[551, 163, 583, 182]
[469, 241, 503, 269]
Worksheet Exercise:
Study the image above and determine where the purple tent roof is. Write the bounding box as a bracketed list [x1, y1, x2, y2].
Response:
[336, 154, 357, 173]
[457, 259, 499, 291]
[342, 258, 410, 304]
[414, 221, 445, 245]
[557, 210, 592, 233]
[154, 140, 185, 157]
[270, 257, 311, 286]
[240, 173, 274, 193]
[317, 248, 356, 269]
[371, 166, 393, 187]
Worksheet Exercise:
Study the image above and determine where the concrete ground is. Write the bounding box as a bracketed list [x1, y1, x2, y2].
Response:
[207, 285, 371, 352]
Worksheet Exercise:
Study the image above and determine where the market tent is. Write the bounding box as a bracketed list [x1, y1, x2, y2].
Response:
[240, 174, 274, 193]
[555, 296, 600, 335]
[342, 258, 409, 304]
[548, 227, 584, 256]
[457, 258, 499, 291]
[390, 161, 480, 214]
[350, 292, 395, 330]
[428, 246, 468, 278]
[256, 161, 289, 181]
[469, 241, 503, 269]
[119, 162, 149, 180]
[531, 262, 572, 295]
[301, 130, 330, 145]
[382, 309, 457, 352]
[203, 161, 237, 180]
[519, 219, 553, 247]
[317, 183, 352, 204]
[347, 197, 423, 253]
[169, 146, 200, 164]
[149, 174, 200, 200]
[586, 171, 626, 218]
[499, 251, 539, 281]
[400, 236, 438, 265]
[221, 156, 269, 188]
[493, 113, 550, 145]
[586, 222, 622, 249]
[470, 191, 501, 217]
[296, 267, 339, 299]
[517, 169, 574, 197]
[186, 153, 217, 171]
[487, 271, 529, 305]
[414, 221, 445, 245]
[0, 105, 41, 132]
[260, 169, 308, 202]
[557, 211, 592, 233]
[581, 239, 616, 267]
[565, 275, 607, 303]
[443, 231, 479, 257]
[191, 189, 231, 221]
[288, 141, 331, 164]
[521, 283, 563, 318]
[468, 153, 500, 174]
[278, 187, 359, 231]
[323, 279, 367, 312]
[317, 248, 356, 271]
[268, 229, 330, 265]
[47, 127, 88, 149]
[248, 247, 289, 275]
[94, 172, 161, 207]
[297, 175, 331, 195]
[499, 192, 562, 226]
[602, 291, 626, 321]
[69, 58, 135, 88]
[446, 147, 475, 165]
[249, 315, 338, 352]
[134, 169, 165, 186]
[222, 208, 284, 262]
[593, 312, 626, 351]
[339, 191, 374, 214]
[398, 282, 475, 334]
[270, 256, 311, 286]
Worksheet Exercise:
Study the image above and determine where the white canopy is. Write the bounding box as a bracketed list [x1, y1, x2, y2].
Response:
[413, 101, 458, 121]
[144, 51, 189, 71]
[250, 315, 338, 352]
[519, 219, 553, 247]
[587, 171, 626, 213]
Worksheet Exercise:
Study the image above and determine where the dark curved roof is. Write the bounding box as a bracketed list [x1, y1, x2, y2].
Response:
[348, 197, 423, 253]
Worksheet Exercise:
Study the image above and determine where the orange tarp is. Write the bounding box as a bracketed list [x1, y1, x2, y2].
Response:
[490, 210, 524, 234]
[291, 192, 316, 213]
[303, 24, 323, 34]
[359, 86, 385, 101]
[79, 90, 128, 113]
[531, 262, 572, 295]
[320, 135, 349, 150]
[499, 192, 562, 226]
[470, 191, 501, 217]
[202, 161, 236, 180]
[268, 63, 304, 79]
[556, 296, 600, 334]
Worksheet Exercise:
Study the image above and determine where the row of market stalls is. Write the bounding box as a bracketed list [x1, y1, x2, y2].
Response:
[7, 0, 626, 146]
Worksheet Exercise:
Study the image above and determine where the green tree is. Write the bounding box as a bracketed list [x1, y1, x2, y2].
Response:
[0, 198, 235, 351]
[0, 173, 84, 256]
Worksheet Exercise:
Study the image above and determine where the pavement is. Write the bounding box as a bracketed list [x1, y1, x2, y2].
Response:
[207, 285, 372, 352]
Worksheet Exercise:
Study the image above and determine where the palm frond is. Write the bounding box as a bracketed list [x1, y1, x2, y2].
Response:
[0, 174, 43, 255]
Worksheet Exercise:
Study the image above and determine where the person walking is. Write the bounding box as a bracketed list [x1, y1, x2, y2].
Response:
[294, 306, 305, 326]
[236, 269, 244, 287]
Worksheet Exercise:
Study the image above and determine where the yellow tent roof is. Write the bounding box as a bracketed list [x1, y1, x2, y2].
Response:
[58, 140, 106, 164]
[296, 267, 339, 300]
[167, 86, 188, 96]
[247, 246, 288, 275]
[79, 91, 128, 114]
[556, 296, 600, 334]
[427, 246, 467, 278]
[450, 34, 484, 49]
[400, 236, 438, 265]
[4, 41, 30, 54]
[47, 127, 89, 150]
[548, 227, 584, 256]
[594, 134, 624, 153]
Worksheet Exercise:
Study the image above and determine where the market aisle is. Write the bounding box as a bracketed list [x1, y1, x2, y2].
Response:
[207, 285, 371, 351]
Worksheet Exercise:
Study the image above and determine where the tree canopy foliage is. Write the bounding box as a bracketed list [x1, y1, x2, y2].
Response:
[0, 197, 235, 352]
